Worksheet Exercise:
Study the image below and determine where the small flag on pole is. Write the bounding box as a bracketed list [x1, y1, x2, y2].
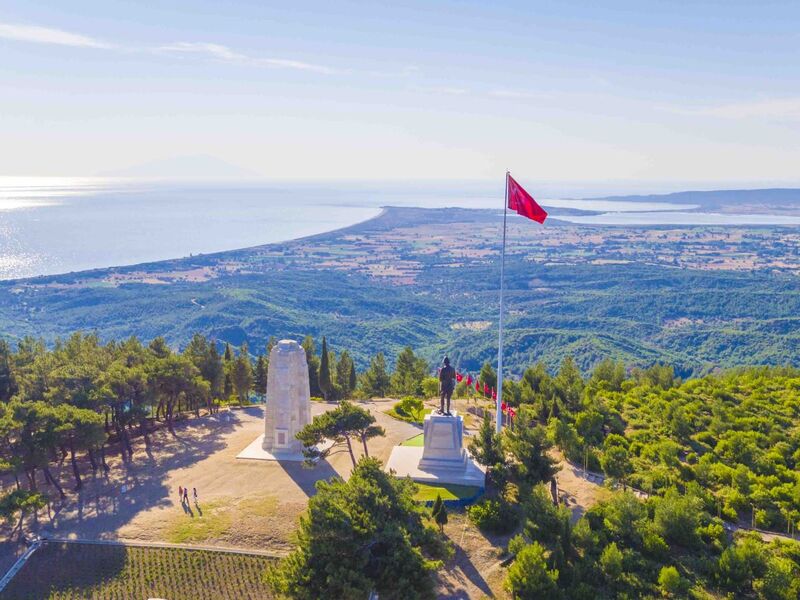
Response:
[507, 174, 548, 224]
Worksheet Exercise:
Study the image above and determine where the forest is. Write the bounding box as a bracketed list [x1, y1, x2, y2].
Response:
[1, 329, 800, 597]
[461, 359, 800, 598]
[2, 207, 800, 377]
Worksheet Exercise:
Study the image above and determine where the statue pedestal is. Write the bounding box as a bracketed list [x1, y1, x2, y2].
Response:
[385, 410, 486, 488]
[418, 411, 468, 471]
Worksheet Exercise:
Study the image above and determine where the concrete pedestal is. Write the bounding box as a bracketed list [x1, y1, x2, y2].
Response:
[385, 410, 486, 488]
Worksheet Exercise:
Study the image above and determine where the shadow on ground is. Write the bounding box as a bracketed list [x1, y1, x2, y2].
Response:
[27, 409, 245, 542]
[280, 459, 340, 497]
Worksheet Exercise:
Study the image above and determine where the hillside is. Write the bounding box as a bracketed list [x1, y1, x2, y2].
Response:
[1, 206, 800, 375]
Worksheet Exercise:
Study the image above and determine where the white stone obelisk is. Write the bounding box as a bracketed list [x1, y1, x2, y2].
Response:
[261, 339, 311, 460]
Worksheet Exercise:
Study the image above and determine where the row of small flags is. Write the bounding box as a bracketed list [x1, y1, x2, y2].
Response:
[454, 372, 517, 419]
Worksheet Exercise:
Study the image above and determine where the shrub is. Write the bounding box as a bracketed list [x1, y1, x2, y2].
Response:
[421, 377, 439, 398]
[642, 528, 669, 560]
[658, 565, 687, 597]
[468, 499, 518, 534]
[387, 396, 426, 423]
[600, 542, 624, 582]
[504, 542, 560, 599]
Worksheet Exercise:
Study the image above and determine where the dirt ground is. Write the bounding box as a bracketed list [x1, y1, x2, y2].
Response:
[2, 398, 605, 599]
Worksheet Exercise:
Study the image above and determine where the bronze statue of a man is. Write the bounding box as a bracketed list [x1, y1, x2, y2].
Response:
[439, 356, 456, 415]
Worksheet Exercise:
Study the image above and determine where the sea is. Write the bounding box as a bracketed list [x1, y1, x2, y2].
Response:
[1, 177, 800, 281]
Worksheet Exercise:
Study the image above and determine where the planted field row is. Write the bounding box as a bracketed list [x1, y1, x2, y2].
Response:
[1, 542, 275, 600]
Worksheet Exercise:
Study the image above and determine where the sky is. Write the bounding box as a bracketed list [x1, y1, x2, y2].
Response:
[1, 1, 799, 185]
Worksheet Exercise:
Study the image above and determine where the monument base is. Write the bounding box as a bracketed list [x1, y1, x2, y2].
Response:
[385, 446, 486, 487]
[236, 434, 333, 462]
[386, 409, 485, 487]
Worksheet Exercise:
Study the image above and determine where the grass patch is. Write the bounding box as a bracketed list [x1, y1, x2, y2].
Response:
[236, 495, 279, 517]
[166, 498, 233, 544]
[2, 542, 275, 600]
[401, 433, 425, 447]
[413, 482, 482, 502]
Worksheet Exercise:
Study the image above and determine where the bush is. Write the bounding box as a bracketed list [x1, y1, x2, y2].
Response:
[504, 542, 560, 599]
[421, 377, 439, 398]
[658, 565, 687, 597]
[600, 542, 624, 582]
[387, 396, 426, 423]
[468, 499, 518, 534]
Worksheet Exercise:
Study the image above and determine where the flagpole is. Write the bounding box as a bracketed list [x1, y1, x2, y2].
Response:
[496, 171, 509, 434]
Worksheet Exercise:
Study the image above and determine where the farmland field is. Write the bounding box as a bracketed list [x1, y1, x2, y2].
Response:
[0, 542, 275, 600]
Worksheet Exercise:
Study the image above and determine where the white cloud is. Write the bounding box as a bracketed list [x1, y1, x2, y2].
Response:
[489, 89, 550, 100]
[0, 22, 111, 49]
[663, 98, 800, 120]
[157, 41, 337, 74]
[413, 86, 468, 95]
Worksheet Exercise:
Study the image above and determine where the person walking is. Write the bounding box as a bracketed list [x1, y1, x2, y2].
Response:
[192, 487, 198, 503]
[183, 486, 189, 503]
[178, 486, 183, 502]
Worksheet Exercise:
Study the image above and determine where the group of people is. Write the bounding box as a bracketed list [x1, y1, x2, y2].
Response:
[178, 485, 198, 505]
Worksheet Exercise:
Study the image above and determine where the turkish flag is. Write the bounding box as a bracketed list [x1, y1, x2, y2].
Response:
[456, 373, 463, 382]
[483, 383, 489, 395]
[466, 375, 473, 386]
[508, 174, 547, 224]
[475, 380, 480, 392]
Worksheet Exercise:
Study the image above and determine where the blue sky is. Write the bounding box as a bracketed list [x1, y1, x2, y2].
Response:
[1, 1, 799, 184]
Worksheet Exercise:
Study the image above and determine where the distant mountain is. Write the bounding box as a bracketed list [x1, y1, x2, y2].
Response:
[589, 188, 800, 214]
[99, 155, 259, 179]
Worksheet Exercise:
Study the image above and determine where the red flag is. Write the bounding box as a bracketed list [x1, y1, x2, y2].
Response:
[508, 174, 547, 224]
[475, 380, 480, 392]
[456, 372, 463, 383]
[509, 408, 516, 418]
[483, 382, 489, 395]
[501, 401, 506, 410]
[466, 374, 473, 386]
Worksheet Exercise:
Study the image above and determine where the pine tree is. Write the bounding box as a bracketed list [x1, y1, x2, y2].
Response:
[254, 355, 268, 400]
[336, 350, 355, 400]
[391, 347, 428, 397]
[479, 361, 497, 391]
[0, 340, 18, 402]
[360, 353, 391, 398]
[223, 373, 233, 399]
[348, 361, 357, 395]
[302, 336, 322, 397]
[431, 493, 443, 519]
[319, 337, 333, 402]
[232, 344, 253, 405]
[470, 412, 503, 466]
[432, 494, 448, 532]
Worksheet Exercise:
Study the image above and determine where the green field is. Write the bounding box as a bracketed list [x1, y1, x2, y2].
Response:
[401, 433, 425, 446]
[0, 542, 275, 600]
[413, 482, 482, 502]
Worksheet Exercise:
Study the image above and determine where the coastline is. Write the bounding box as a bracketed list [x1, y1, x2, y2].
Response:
[0, 204, 389, 284]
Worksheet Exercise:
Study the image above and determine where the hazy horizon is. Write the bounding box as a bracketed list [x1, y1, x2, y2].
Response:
[2, 1, 799, 182]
